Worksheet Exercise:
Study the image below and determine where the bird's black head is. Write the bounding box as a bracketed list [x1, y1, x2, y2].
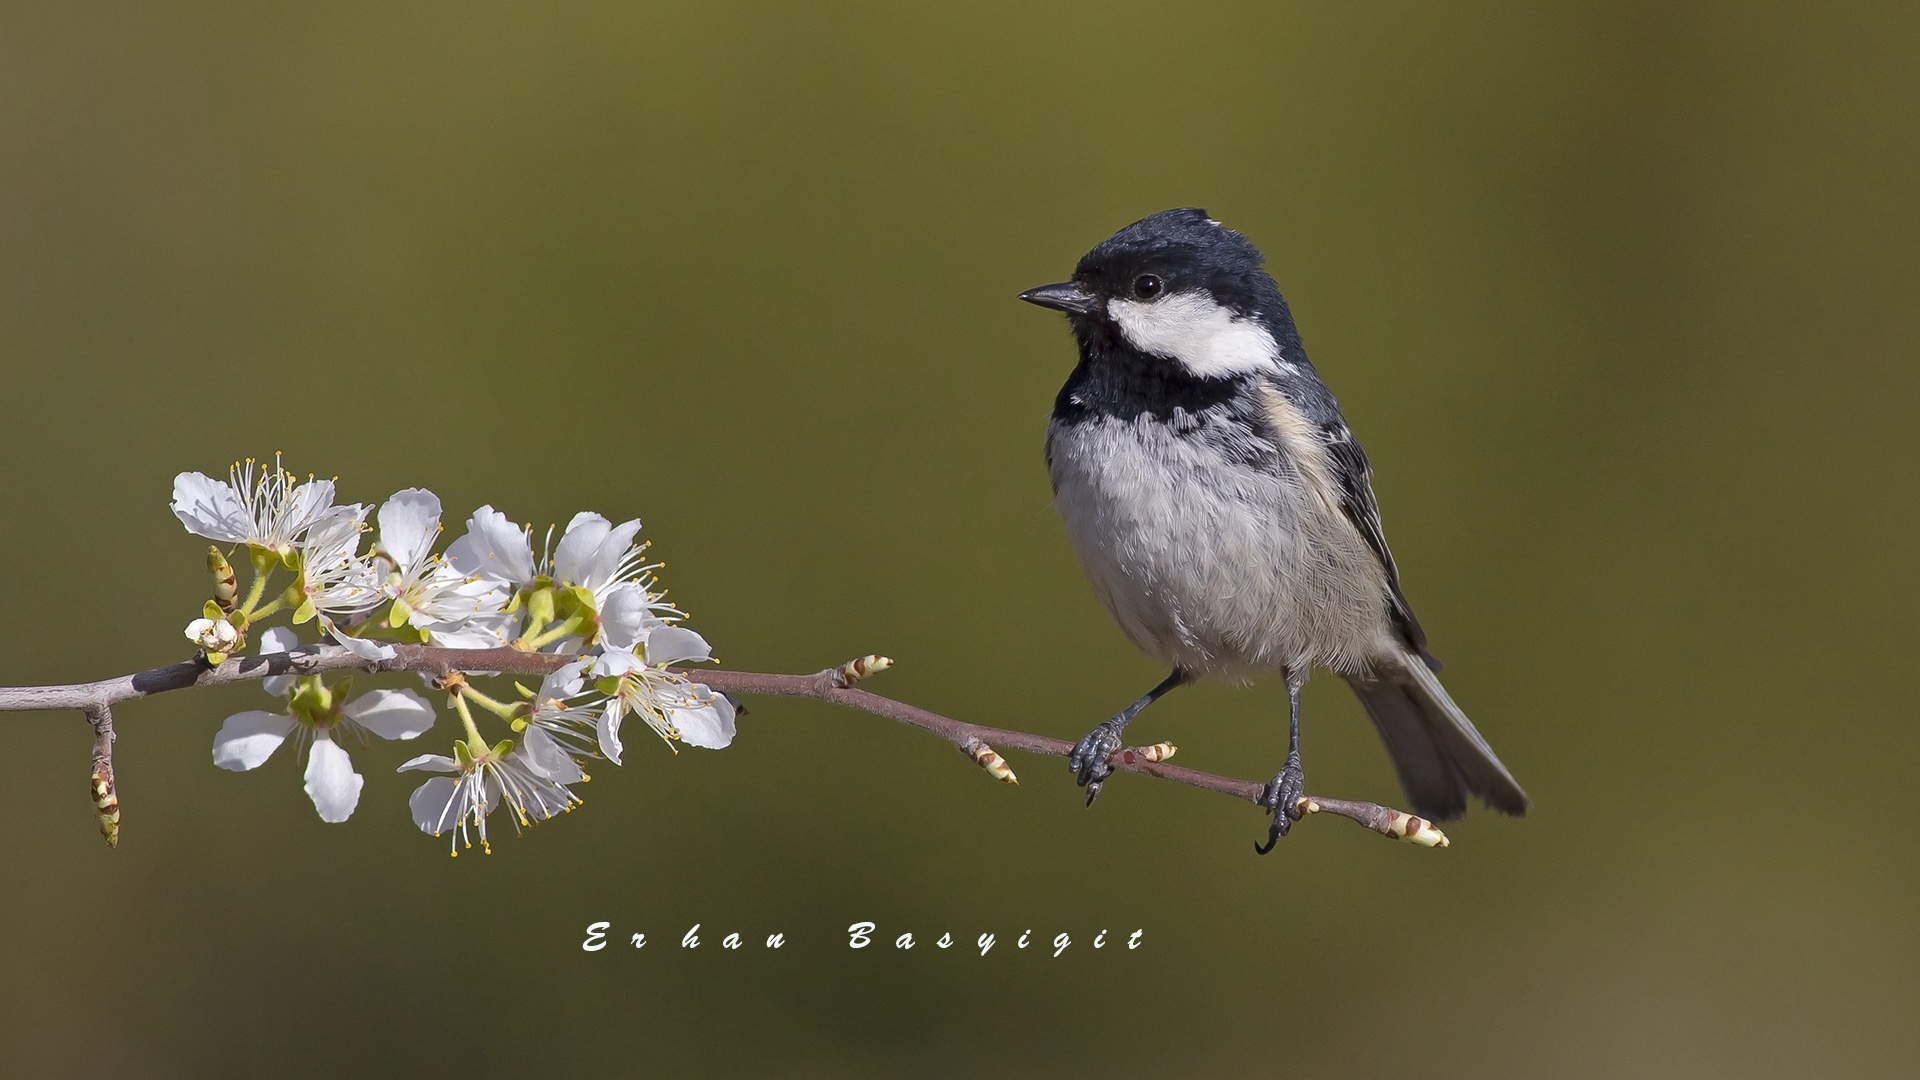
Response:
[1019, 208, 1303, 380]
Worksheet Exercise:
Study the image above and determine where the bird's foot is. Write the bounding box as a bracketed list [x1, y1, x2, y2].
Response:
[1067, 718, 1127, 806]
[1253, 754, 1305, 855]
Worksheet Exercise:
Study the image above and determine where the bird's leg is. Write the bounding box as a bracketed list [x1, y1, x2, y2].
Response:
[1069, 668, 1191, 806]
[1255, 666, 1308, 855]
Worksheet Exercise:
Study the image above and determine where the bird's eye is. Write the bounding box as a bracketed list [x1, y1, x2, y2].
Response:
[1132, 274, 1164, 300]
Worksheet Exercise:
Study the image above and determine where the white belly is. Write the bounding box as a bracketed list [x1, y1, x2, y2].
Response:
[1047, 413, 1392, 677]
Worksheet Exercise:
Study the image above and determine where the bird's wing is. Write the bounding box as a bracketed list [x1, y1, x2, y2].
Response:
[1319, 420, 1441, 671]
[1259, 368, 1443, 671]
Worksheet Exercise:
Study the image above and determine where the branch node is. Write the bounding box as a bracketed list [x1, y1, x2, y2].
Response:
[959, 736, 1018, 785]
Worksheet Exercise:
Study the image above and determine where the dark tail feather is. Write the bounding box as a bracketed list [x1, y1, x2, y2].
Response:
[1343, 663, 1529, 822]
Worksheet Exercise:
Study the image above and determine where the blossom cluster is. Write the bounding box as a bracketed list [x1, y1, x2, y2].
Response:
[171, 457, 735, 854]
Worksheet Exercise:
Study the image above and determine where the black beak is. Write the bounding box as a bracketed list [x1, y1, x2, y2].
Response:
[1018, 282, 1100, 316]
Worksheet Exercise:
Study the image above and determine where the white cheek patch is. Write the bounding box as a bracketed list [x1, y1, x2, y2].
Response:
[1107, 291, 1280, 378]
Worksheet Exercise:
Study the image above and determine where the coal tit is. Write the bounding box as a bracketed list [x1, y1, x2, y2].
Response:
[1020, 208, 1528, 852]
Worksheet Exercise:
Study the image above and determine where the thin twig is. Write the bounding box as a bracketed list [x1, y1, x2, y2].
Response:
[0, 646, 1448, 849]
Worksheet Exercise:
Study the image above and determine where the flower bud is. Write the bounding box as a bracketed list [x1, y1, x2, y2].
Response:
[91, 763, 119, 848]
[960, 736, 1018, 784]
[207, 547, 238, 612]
[186, 617, 240, 654]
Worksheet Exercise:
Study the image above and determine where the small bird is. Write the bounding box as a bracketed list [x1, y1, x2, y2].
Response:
[1019, 209, 1528, 852]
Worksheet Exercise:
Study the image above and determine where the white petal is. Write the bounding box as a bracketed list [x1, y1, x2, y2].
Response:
[303, 733, 364, 822]
[301, 504, 369, 564]
[258, 626, 302, 655]
[596, 701, 625, 765]
[409, 776, 461, 834]
[552, 512, 611, 585]
[322, 620, 397, 661]
[539, 661, 589, 700]
[521, 727, 585, 784]
[377, 488, 442, 573]
[424, 615, 517, 650]
[597, 583, 655, 651]
[211, 710, 297, 771]
[171, 472, 252, 542]
[446, 506, 535, 586]
[279, 479, 337, 539]
[341, 688, 437, 740]
[671, 693, 736, 749]
[645, 626, 712, 667]
[581, 517, 643, 593]
[398, 753, 458, 773]
[589, 648, 644, 678]
[258, 626, 302, 697]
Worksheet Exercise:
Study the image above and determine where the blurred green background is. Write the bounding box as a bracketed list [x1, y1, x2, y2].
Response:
[3, 2, 1916, 1076]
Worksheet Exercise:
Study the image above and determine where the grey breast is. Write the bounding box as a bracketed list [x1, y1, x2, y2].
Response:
[1046, 404, 1391, 677]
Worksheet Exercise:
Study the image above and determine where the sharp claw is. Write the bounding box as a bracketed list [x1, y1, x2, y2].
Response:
[1253, 834, 1278, 856]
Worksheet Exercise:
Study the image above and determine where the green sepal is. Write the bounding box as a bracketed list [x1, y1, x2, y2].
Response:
[413, 625, 431, 644]
[526, 587, 556, 631]
[333, 675, 353, 701]
[279, 548, 302, 572]
[249, 545, 277, 574]
[453, 740, 475, 770]
[292, 599, 316, 624]
[491, 739, 514, 759]
[567, 585, 597, 614]
[205, 650, 228, 665]
[510, 717, 528, 732]
[203, 600, 223, 620]
[388, 600, 412, 629]
[503, 589, 524, 615]
[290, 677, 332, 718]
[513, 681, 536, 700]
[595, 676, 622, 697]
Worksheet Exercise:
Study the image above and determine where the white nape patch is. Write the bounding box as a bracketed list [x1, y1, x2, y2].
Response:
[1107, 291, 1279, 379]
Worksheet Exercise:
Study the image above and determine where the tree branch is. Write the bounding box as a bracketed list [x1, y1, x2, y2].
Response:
[0, 646, 1449, 849]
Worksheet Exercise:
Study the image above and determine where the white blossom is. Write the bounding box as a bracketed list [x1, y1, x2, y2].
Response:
[589, 625, 735, 760]
[293, 504, 391, 660]
[445, 507, 672, 651]
[400, 733, 583, 855]
[171, 457, 335, 557]
[372, 488, 512, 647]
[210, 627, 437, 822]
[525, 661, 601, 763]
